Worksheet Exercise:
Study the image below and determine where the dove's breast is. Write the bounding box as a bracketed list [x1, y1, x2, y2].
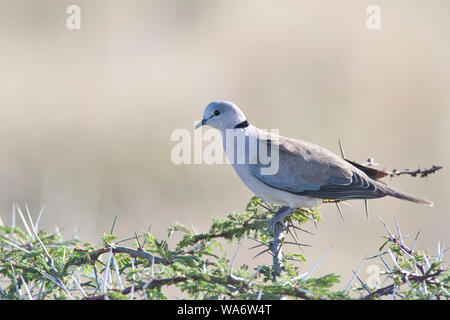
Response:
[221, 126, 321, 209]
[231, 162, 321, 208]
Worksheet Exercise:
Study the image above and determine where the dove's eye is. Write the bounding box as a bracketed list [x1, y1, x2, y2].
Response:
[214, 110, 220, 116]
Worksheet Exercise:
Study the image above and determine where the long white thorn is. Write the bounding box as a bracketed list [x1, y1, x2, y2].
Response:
[394, 216, 404, 247]
[344, 258, 365, 294]
[15, 204, 32, 238]
[102, 248, 113, 295]
[34, 206, 45, 232]
[297, 246, 332, 282]
[229, 237, 245, 277]
[11, 203, 16, 228]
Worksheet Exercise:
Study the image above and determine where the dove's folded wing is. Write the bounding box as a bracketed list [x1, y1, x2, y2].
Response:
[249, 132, 386, 200]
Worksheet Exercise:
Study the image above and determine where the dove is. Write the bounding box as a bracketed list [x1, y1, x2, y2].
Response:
[195, 100, 433, 223]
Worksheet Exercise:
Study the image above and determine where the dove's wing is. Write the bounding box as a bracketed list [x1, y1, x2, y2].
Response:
[249, 131, 386, 200]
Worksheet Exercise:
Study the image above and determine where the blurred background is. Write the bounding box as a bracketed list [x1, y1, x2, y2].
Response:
[0, 0, 449, 292]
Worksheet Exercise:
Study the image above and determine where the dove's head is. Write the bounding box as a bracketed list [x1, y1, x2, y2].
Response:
[195, 101, 247, 131]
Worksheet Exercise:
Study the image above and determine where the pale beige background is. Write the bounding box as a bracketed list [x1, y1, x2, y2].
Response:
[0, 0, 449, 292]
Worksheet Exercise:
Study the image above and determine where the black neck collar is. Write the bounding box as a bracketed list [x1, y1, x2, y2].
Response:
[234, 120, 249, 129]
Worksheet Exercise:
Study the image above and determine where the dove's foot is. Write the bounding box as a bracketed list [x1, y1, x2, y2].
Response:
[267, 206, 295, 236]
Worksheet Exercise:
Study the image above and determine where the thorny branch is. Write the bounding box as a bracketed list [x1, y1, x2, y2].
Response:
[337, 139, 443, 180]
[73, 245, 168, 266]
[388, 165, 443, 178]
[1, 197, 447, 300]
[270, 221, 286, 281]
[356, 218, 448, 300]
[350, 156, 442, 179]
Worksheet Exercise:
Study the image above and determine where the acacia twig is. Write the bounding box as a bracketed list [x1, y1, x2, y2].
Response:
[389, 165, 442, 178]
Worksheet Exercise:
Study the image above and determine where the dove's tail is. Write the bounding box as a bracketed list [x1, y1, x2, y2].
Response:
[376, 182, 434, 207]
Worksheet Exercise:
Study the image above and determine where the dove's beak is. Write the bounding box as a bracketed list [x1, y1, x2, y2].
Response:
[195, 119, 206, 129]
[195, 114, 214, 129]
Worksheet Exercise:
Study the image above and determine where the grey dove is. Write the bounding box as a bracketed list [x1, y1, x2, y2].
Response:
[195, 101, 433, 223]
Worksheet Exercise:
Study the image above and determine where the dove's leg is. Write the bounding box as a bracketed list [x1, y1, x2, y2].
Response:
[268, 206, 295, 235]
[275, 206, 295, 221]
